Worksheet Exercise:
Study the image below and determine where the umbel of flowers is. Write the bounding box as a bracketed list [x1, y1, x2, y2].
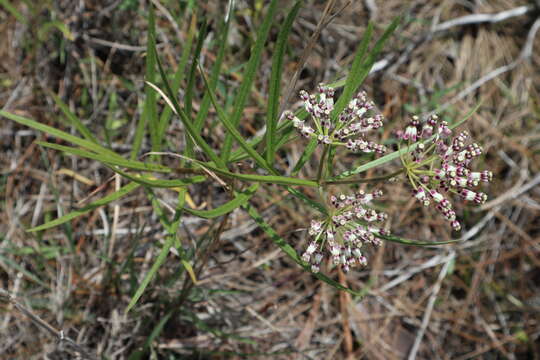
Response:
[302, 190, 389, 273]
[284, 84, 387, 154]
[397, 114, 493, 231]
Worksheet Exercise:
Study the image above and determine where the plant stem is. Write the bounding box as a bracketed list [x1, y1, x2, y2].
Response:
[322, 168, 405, 185]
[316, 144, 329, 183]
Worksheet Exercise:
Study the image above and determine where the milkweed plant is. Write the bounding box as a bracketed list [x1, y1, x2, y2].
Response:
[1, 1, 492, 302]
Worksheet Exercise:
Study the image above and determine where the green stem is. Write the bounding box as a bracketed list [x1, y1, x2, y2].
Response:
[316, 144, 329, 183]
[322, 168, 405, 185]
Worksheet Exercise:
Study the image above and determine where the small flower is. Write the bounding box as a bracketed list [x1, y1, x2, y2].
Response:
[301, 190, 388, 273]
[397, 114, 493, 231]
[285, 84, 386, 154]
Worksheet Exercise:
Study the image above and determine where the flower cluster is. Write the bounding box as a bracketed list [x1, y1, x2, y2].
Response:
[301, 190, 388, 273]
[397, 114, 493, 231]
[284, 84, 386, 154]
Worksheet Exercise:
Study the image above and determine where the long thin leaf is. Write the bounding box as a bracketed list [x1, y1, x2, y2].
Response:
[35, 141, 171, 173]
[220, 0, 279, 162]
[51, 93, 97, 143]
[184, 183, 259, 218]
[28, 182, 141, 232]
[1, 111, 142, 162]
[125, 227, 176, 313]
[194, 7, 233, 132]
[331, 22, 374, 118]
[153, 50, 227, 169]
[126, 187, 188, 313]
[266, 1, 302, 164]
[376, 232, 462, 246]
[158, 14, 197, 143]
[292, 137, 317, 176]
[199, 67, 273, 174]
[185, 19, 207, 119]
[184, 19, 208, 159]
[145, 4, 159, 153]
[244, 202, 362, 296]
[112, 169, 206, 188]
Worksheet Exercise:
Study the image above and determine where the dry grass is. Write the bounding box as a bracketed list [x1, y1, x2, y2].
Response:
[1, 0, 539, 359]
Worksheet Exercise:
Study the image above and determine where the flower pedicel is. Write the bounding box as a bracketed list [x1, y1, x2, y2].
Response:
[397, 114, 493, 231]
[284, 84, 386, 154]
[302, 190, 388, 273]
[285, 84, 389, 272]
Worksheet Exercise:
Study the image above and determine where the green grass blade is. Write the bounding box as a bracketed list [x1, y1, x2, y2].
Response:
[0, 254, 48, 288]
[184, 183, 259, 218]
[331, 22, 373, 117]
[128, 311, 172, 360]
[194, 8, 232, 132]
[158, 14, 197, 143]
[152, 49, 226, 169]
[285, 187, 327, 215]
[376, 232, 462, 246]
[125, 229, 176, 313]
[141, 4, 159, 155]
[112, 169, 206, 188]
[51, 93, 97, 143]
[126, 186, 187, 313]
[194, 160, 317, 186]
[292, 137, 317, 176]
[330, 102, 479, 180]
[244, 202, 362, 296]
[184, 19, 207, 159]
[265, 1, 302, 164]
[0, 0, 27, 24]
[229, 108, 307, 163]
[220, 0, 279, 162]
[332, 18, 400, 118]
[28, 182, 141, 232]
[199, 67, 273, 173]
[35, 141, 171, 173]
[184, 19, 207, 119]
[1, 111, 125, 161]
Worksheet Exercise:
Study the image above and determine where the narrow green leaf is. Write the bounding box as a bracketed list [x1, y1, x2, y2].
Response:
[1, 111, 127, 161]
[229, 108, 307, 163]
[286, 187, 327, 215]
[199, 67, 273, 174]
[185, 19, 207, 119]
[126, 187, 187, 313]
[0, 0, 27, 24]
[376, 232, 462, 246]
[153, 50, 227, 169]
[112, 169, 206, 188]
[158, 14, 197, 143]
[331, 22, 373, 117]
[183, 19, 208, 159]
[127, 312, 172, 360]
[140, 4, 159, 156]
[188, 158, 317, 186]
[125, 231, 175, 313]
[266, 1, 302, 164]
[292, 137, 317, 176]
[194, 8, 233, 132]
[332, 18, 400, 118]
[35, 141, 171, 173]
[0, 254, 48, 288]
[28, 182, 141, 232]
[244, 202, 362, 296]
[221, 0, 279, 162]
[184, 183, 259, 218]
[51, 93, 97, 143]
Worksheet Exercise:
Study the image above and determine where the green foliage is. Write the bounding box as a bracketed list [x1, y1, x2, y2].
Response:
[0, 3, 472, 309]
